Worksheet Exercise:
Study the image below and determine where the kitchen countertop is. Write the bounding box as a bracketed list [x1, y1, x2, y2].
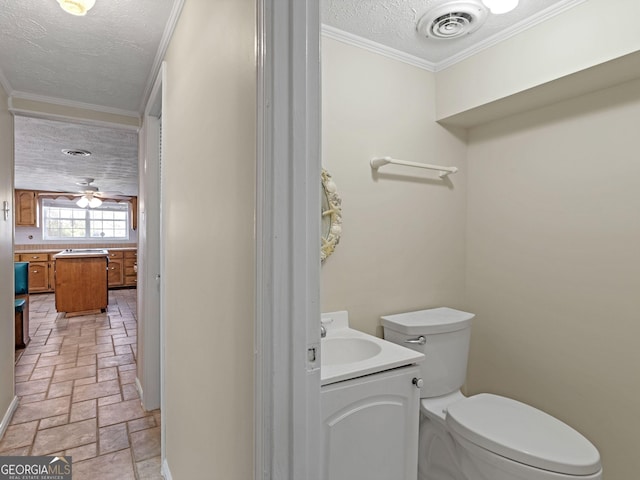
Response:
[15, 246, 136, 254]
[53, 249, 110, 259]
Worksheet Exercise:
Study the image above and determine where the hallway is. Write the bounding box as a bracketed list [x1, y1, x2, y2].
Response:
[0, 290, 161, 479]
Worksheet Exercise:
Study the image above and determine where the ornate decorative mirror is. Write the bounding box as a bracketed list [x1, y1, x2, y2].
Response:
[321, 168, 342, 263]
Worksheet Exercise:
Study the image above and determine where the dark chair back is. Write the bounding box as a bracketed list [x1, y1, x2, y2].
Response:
[15, 262, 29, 295]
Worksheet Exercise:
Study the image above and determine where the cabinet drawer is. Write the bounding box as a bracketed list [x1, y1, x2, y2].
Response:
[20, 253, 50, 262]
[108, 251, 124, 260]
[124, 250, 137, 260]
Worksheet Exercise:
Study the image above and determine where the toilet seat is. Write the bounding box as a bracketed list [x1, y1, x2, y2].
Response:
[445, 394, 601, 476]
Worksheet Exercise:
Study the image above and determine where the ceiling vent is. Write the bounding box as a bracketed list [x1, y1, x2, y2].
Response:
[417, 1, 488, 40]
[62, 148, 91, 157]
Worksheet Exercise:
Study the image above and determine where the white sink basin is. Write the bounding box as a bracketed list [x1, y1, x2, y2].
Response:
[320, 311, 424, 386]
[322, 337, 382, 365]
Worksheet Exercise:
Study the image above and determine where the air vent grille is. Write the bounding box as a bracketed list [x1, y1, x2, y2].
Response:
[62, 149, 91, 157]
[417, 1, 488, 40]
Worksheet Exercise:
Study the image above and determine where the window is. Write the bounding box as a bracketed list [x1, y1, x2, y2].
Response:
[43, 198, 130, 240]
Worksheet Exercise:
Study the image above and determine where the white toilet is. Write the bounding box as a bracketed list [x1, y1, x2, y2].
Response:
[382, 307, 603, 480]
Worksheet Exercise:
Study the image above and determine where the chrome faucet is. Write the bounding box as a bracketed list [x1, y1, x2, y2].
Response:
[320, 324, 327, 338]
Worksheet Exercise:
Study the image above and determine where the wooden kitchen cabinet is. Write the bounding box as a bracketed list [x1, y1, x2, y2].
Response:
[15, 190, 38, 227]
[18, 253, 53, 293]
[27, 262, 48, 292]
[19, 252, 48, 262]
[15, 248, 137, 291]
[124, 250, 137, 286]
[55, 255, 108, 314]
[107, 250, 124, 287]
[106, 249, 137, 288]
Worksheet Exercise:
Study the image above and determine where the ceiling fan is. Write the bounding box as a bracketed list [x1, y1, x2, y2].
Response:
[38, 178, 130, 208]
[72, 178, 129, 208]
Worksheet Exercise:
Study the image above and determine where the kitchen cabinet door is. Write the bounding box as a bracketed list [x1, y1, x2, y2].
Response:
[15, 190, 38, 227]
[27, 262, 48, 292]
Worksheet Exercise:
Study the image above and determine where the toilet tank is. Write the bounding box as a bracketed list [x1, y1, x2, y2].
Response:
[381, 308, 474, 398]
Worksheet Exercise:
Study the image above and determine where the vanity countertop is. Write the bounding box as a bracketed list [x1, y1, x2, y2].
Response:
[321, 310, 424, 386]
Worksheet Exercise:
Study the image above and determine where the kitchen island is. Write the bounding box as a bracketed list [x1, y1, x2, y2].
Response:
[53, 249, 109, 316]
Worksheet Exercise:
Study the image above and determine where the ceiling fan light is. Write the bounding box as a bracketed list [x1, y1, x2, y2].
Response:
[57, 0, 96, 16]
[76, 196, 90, 208]
[481, 0, 519, 14]
[88, 197, 103, 208]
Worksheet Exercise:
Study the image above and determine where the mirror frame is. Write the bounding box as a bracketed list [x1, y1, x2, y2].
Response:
[321, 168, 342, 263]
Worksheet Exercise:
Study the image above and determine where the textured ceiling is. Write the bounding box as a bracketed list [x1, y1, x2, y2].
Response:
[4, 0, 579, 197]
[0, 0, 175, 114]
[0, 0, 177, 197]
[14, 116, 138, 196]
[322, 0, 578, 66]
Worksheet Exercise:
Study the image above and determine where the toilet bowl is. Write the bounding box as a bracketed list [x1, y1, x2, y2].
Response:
[381, 308, 603, 480]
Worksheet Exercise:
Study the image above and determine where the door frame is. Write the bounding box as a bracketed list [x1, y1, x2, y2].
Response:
[138, 62, 165, 468]
[137, 63, 164, 411]
[255, 0, 322, 478]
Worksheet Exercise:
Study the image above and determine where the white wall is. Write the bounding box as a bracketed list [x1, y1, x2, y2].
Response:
[323, 30, 640, 478]
[161, 0, 255, 477]
[466, 79, 640, 479]
[0, 82, 15, 432]
[321, 38, 468, 336]
[436, 0, 640, 121]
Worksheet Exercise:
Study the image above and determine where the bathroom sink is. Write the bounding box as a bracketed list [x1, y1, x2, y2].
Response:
[320, 311, 424, 386]
[322, 337, 382, 365]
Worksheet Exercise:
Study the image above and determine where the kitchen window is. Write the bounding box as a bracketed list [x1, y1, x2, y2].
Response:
[42, 198, 130, 240]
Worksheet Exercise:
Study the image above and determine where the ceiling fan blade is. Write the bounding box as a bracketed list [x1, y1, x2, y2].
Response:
[95, 191, 127, 198]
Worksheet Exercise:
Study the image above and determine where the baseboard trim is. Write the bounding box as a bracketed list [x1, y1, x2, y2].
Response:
[162, 458, 173, 480]
[0, 396, 19, 440]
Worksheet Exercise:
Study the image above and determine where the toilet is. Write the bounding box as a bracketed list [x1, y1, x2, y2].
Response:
[381, 308, 603, 480]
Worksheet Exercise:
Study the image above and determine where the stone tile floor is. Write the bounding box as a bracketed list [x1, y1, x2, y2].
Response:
[0, 290, 162, 479]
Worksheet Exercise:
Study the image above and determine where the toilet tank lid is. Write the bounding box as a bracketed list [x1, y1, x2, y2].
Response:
[446, 394, 601, 476]
[381, 307, 474, 335]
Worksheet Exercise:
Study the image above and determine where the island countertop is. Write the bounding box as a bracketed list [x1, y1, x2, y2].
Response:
[53, 249, 109, 259]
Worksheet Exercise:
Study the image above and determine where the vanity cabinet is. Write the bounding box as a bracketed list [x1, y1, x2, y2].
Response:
[320, 365, 420, 480]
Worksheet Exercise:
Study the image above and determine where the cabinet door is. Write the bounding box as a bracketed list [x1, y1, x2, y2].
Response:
[108, 259, 123, 287]
[15, 190, 38, 226]
[123, 250, 137, 286]
[27, 262, 49, 292]
[321, 366, 420, 480]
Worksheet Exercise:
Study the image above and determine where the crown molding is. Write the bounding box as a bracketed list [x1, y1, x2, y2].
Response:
[10, 90, 140, 119]
[321, 25, 437, 72]
[436, 0, 588, 71]
[322, 0, 587, 73]
[138, 0, 185, 113]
